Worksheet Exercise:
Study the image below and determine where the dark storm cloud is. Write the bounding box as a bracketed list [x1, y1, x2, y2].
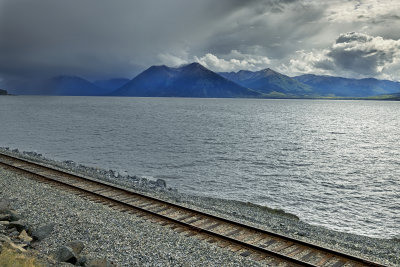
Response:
[1, 0, 400, 92]
[0, 0, 221, 78]
[198, 0, 325, 58]
[0, 0, 300, 79]
[286, 32, 400, 80]
[336, 32, 372, 44]
[328, 32, 400, 76]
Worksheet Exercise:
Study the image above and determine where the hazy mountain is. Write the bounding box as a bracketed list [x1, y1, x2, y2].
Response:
[219, 69, 313, 96]
[2, 76, 108, 96]
[294, 74, 400, 97]
[49, 76, 108, 96]
[0, 89, 8, 95]
[93, 78, 130, 93]
[112, 63, 262, 98]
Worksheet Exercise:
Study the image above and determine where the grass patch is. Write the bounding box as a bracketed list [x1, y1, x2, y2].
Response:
[0, 246, 43, 267]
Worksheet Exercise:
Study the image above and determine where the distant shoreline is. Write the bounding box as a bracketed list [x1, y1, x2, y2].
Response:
[2, 94, 399, 101]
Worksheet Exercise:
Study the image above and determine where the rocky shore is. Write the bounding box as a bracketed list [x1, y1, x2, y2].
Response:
[0, 148, 399, 266]
[0, 197, 115, 266]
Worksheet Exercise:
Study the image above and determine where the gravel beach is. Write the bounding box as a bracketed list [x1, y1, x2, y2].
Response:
[0, 148, 399, 266]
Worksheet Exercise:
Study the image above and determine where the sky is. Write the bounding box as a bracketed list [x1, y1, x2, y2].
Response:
[1, 0, 400, 91]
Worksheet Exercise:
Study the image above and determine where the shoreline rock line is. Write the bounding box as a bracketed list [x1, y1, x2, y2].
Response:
[0, 147, 398, 266]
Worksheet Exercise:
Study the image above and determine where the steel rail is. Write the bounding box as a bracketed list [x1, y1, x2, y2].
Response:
[0, 152, 386, 267]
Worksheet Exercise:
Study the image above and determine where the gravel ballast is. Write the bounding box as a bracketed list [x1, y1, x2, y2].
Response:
[0, 167, 270, 266]
[0, 148, 399, 266]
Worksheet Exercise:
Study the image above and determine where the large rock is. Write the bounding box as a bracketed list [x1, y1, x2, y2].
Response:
[67, 240, 85, 255]
[0, 210, 21, 221]
[9, 230, 20, 237]
[0, 234, 11, 243]
[8, 220, 27, 232]
[77, 255, 87, 266]
[32, 223, 55, 241]
[54, 246, 77, 264]
[0, 220, 10, 227]
[0, 214, 11, 221]
[156, 179, 167, 188]
[18, 230, 33, 243]
[8, 210, 21, 221]
[0, 199, 10, 213]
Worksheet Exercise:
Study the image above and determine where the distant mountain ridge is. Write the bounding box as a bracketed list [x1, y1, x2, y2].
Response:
[32, 76, 129, 96]
[219, 68, 313, 96]
[48, 76, 108, 96]
[4, 62, 400, 98]
[112, 63, 263, 98]
[93, 78, 130, 92]
[294, 74, 400, 97]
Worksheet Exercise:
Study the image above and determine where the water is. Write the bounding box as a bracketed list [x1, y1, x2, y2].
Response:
[0, 96, 399, 239]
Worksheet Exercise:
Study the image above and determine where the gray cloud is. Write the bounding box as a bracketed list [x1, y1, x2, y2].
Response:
[1, 0, 400, 93]
[0, 1, 281, 83]
[328, 32, 400, 76]
[194, 50, 271, 72]
[283, 32, 400, 80]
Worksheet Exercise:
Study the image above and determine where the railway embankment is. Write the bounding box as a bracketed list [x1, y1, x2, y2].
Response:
[0, 148, 398, 266]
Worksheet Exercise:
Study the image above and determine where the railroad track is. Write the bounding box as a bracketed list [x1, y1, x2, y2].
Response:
[0, 152, 386, 267]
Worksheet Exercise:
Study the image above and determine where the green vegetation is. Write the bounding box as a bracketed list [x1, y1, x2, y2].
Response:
[0, 247, 44, 267]
[363, 93, 400, 100]
[256, 91, 400, 100]
[0, 89, 8, 95]
[263, 91, 292, 98]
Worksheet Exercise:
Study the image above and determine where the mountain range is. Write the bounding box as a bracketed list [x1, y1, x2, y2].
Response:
[6, 63, 400, 98]
[219, 69, 313, 97]
[93, 78, 130, 93]
[48, 76, 108, 96]
[294, 74, 400, 97]
[112, 63, 262, 98]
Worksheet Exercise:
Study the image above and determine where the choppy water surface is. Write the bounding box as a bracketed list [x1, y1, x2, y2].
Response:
[0, 96, 399, 238]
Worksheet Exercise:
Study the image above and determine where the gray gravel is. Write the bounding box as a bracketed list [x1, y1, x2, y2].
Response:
[0, 148, 399, 266]
[0, 167, 270, 266]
